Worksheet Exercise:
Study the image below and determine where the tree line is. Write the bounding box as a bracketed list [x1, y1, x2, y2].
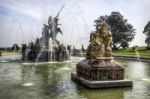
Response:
[94, 11, 150, 50]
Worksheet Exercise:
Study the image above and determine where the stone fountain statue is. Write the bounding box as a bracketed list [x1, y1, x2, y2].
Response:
[71, 22, 133, 88]
[87, 22, 112, 59]
[48, 15, 62, 41]
[42, 24, 49, 49]
[21, 5, 70, 62]
[48, 5, 64, 41]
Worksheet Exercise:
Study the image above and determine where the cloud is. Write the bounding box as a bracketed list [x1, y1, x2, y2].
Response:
[0, 0, 149, 47]
[0, 0, 41, 20]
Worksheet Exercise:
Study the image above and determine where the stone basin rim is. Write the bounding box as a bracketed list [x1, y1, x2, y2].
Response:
[86, 57, 114, 60]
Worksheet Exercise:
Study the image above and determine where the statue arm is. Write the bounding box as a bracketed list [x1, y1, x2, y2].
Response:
[57, 28, 62, 34]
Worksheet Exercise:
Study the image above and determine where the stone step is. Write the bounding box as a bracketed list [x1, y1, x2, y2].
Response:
[71, 73, 133, 88]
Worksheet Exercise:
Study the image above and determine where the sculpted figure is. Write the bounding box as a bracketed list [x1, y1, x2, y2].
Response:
[89, 32, 101, 45]
[86, 22, 112, 58]
[99, 22, 112, 57]
[48, 16, 52, 29]
[48, 5, 65, 41]
[99, 22, 112, 49]
[48, 15, 63, 41]
[42, 24, 49, 48]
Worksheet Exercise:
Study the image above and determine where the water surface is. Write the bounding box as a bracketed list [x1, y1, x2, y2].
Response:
[0, 55, 150, 99]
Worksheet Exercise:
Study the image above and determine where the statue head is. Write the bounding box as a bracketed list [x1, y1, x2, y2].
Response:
[43, 24, 47, 27]
[49, 16, 52, 19]
[43, 24, 49, 30]
[100, 22, 109, 30]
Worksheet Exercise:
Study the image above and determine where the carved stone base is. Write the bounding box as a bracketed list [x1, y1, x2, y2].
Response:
[71, 58, 133, 88]
[71, 73, 133, 88]
[76, 59, 124, 81]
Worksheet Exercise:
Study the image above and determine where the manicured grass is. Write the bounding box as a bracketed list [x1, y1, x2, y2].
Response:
[112, 46, 150, 58]
[0, 50, 20, 55]
[73, 46, 150, 58]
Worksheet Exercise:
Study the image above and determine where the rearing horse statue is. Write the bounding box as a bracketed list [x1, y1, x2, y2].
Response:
[48, 5, 65, 41]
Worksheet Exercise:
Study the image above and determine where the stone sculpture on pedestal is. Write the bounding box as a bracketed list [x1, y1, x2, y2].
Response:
[21, 5, 70, 62]
[71, 22, 133, 88]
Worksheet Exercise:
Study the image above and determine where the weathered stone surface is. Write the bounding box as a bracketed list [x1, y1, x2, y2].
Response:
[71, 73, 133, 88]
[86, 22, 112, 59]
[76, 59, 124, 81]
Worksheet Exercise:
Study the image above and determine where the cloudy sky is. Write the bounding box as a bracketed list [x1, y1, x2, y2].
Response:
[0, 0, 150, 48]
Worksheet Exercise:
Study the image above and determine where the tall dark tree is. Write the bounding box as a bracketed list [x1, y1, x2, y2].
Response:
[73, 46, 76, 51]
[12, 44, 19, 51]
[143, 21, 150, 47]
[95, 11, 135, 50]
[81, 44, 85, 52]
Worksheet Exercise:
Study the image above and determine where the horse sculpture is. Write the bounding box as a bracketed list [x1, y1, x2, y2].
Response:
[48, 4, 65, 41]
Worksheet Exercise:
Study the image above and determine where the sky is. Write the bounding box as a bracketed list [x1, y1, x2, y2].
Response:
[0, 0, 150, 48]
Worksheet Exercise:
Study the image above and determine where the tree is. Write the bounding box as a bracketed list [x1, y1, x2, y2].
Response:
[12, 44, 19, 51]
[143, 21, 150, 47]
[95, 11, 135, 50]
[81, 44, 85, 52]
[121, 40, 129, 49]
[73, 45, 76, 51]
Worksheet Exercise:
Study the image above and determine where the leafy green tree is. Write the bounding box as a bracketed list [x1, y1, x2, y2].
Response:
[143, 21, 150, 47]
[121, 40, 129, 49]
[95, 11, 135, 50]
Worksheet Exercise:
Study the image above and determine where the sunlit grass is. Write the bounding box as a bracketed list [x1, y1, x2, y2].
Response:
[0, 50, 20, 55]
[112, 46, 150, 58]
[73, 46, 150, 58]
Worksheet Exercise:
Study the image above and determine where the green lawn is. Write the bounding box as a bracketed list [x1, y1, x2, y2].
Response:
[0, 50, 20, 55]
[73, 46, 150, 58]
[112, 46, 150, 58]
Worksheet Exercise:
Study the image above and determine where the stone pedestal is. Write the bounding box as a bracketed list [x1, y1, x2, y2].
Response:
[71, 58, 133, 88]
[71, 73, 133, 88]
[76, 58, 124, 80]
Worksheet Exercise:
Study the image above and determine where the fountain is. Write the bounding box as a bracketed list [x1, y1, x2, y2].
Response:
[71, 22, 133, 88]
[21, 5, 70, 62]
